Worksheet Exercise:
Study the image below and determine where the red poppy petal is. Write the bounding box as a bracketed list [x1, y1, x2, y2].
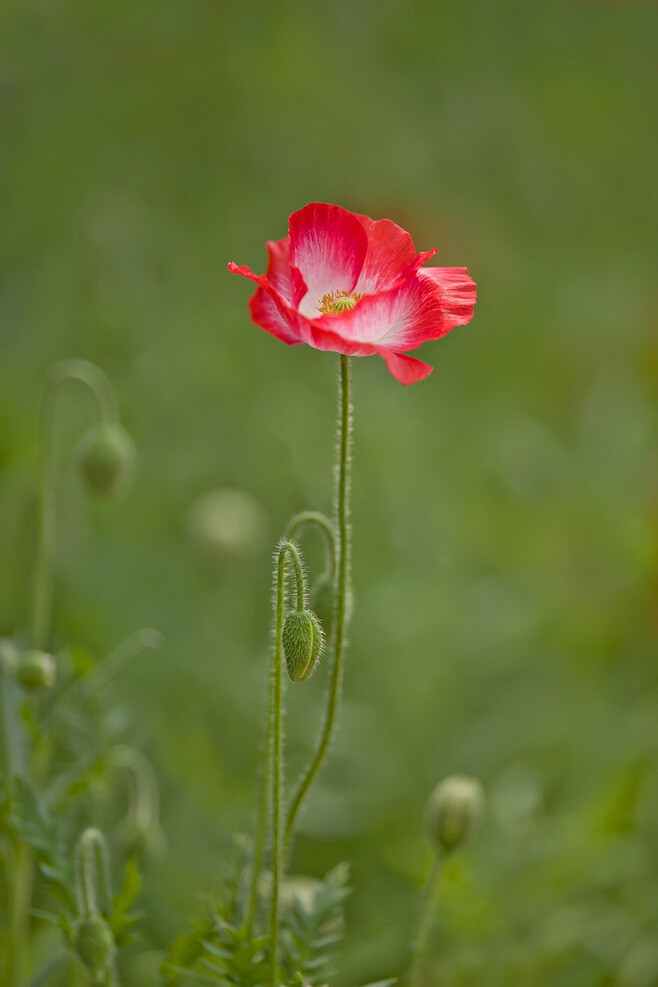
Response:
[416, 248, 438, 267]
[354, 214, 438, 295]
[354, 215, 417, 294]
[288, 203, 368, 316]
[264, 237, 293, 302]
[312, 273, 444, 348]
[417, 267, 477, 330]
[297, 323, 378, 356]
[378, 349, 434, 384]
[228, 262, 301, 345]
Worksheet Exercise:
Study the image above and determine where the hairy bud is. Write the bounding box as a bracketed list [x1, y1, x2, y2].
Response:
[15, 649, 57, 689]
[78, 423, 136, 499]
[425, 774, 485, 854]
[283, 609, 324, 682]
[73, 914, 116, 980]
[309, 574, 335, 639]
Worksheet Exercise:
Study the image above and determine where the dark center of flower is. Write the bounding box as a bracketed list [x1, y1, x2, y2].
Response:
[317, 290, 363, 315]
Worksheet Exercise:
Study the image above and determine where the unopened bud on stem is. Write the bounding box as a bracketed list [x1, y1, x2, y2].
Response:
[283, 609, 324, 682]
[78, 422, 136, 499]
[73, 913, 116, 981]
[425, 774, 485, 854]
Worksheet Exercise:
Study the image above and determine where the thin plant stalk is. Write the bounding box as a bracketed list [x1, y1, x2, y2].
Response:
[244, 541, 305, 972]
[284, 354, 352, 849]
[268, 550, 286, 985]
[6, 840, 33, 986]
[408, 852, 444, 987]
[1, 651, 32, 984]
[32, 360, 117, 651]
[285, 511, 338, 584]
[0, 647, 14, 802]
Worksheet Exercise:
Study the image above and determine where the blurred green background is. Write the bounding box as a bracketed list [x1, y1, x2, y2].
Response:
[1, 1, 657, 984]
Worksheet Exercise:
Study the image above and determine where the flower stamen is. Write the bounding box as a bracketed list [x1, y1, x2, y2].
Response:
[317, 290, 363, 315]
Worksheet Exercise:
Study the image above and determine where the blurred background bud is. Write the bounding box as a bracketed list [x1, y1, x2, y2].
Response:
[425, 774, 485, 854]
[283, 609, 324, 682]
[15, 649, 57, 689]
[78, 422, 136, 499]
[186, 488, 266, 560]
[73, 914, 116, 981]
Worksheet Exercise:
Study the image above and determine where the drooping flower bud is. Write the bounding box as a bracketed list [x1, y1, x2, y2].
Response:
[283, 609, 324, 682]
[15, 649, 57, 689]
[78, 422, 136, 499]
[425, 774, 485, 854]
[73, 914, 116, 981]
[309, 574, 335, 639]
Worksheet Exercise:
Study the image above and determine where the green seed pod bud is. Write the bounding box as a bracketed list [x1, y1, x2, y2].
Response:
[73, 914, 116, 981]
[78, 422, 136, 499]
[425, 774, 485, 854]
[283, 609, 324, 683]
[15, 649, 57, 689]
[309, 574, 335, 639]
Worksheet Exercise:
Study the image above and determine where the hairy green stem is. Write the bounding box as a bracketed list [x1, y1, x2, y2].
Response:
[268, 548, 287, 985]
[408, 852, 444, 987]
[285, 511, 338, 582]
[245, 541, 304, 960]
[32, 360, 117, 651]
[284, 354, 352, 850]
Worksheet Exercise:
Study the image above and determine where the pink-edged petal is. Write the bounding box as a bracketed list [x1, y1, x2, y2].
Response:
[263, 237, 293, 302]
[354, 212, 438, 295]
[379, 349, 434, 384]
[312, 273, 445, 348]
[354, 215, 416, 294]
[289, 203, 368, 316]
[227, 261, 301, 345]
[417, 267, 477, 330]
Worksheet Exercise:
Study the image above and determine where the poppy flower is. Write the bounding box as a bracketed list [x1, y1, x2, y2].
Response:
[228, 202, 476, 384]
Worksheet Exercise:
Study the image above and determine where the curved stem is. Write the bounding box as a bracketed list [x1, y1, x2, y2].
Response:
[74, 828, 112, 918]
[285, 540, 306, 611]
[408, 852, 444, 987]
[245, 541, 305, 957]
[268, 547, 288, 986]
[107, 746, 160, 834]
[285, 511, 338, 581]
[31, 360, 118, 651]
[284, 354, 352, 851]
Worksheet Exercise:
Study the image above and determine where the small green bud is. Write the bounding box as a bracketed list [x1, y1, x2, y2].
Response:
[15, 649, 57, 689]
[283, 609, 324, 682]
[425, 774, 485, 854]
[309, 574, 335, 639]
[73, 914, 116, 980]
[78, 422, 136, 499]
